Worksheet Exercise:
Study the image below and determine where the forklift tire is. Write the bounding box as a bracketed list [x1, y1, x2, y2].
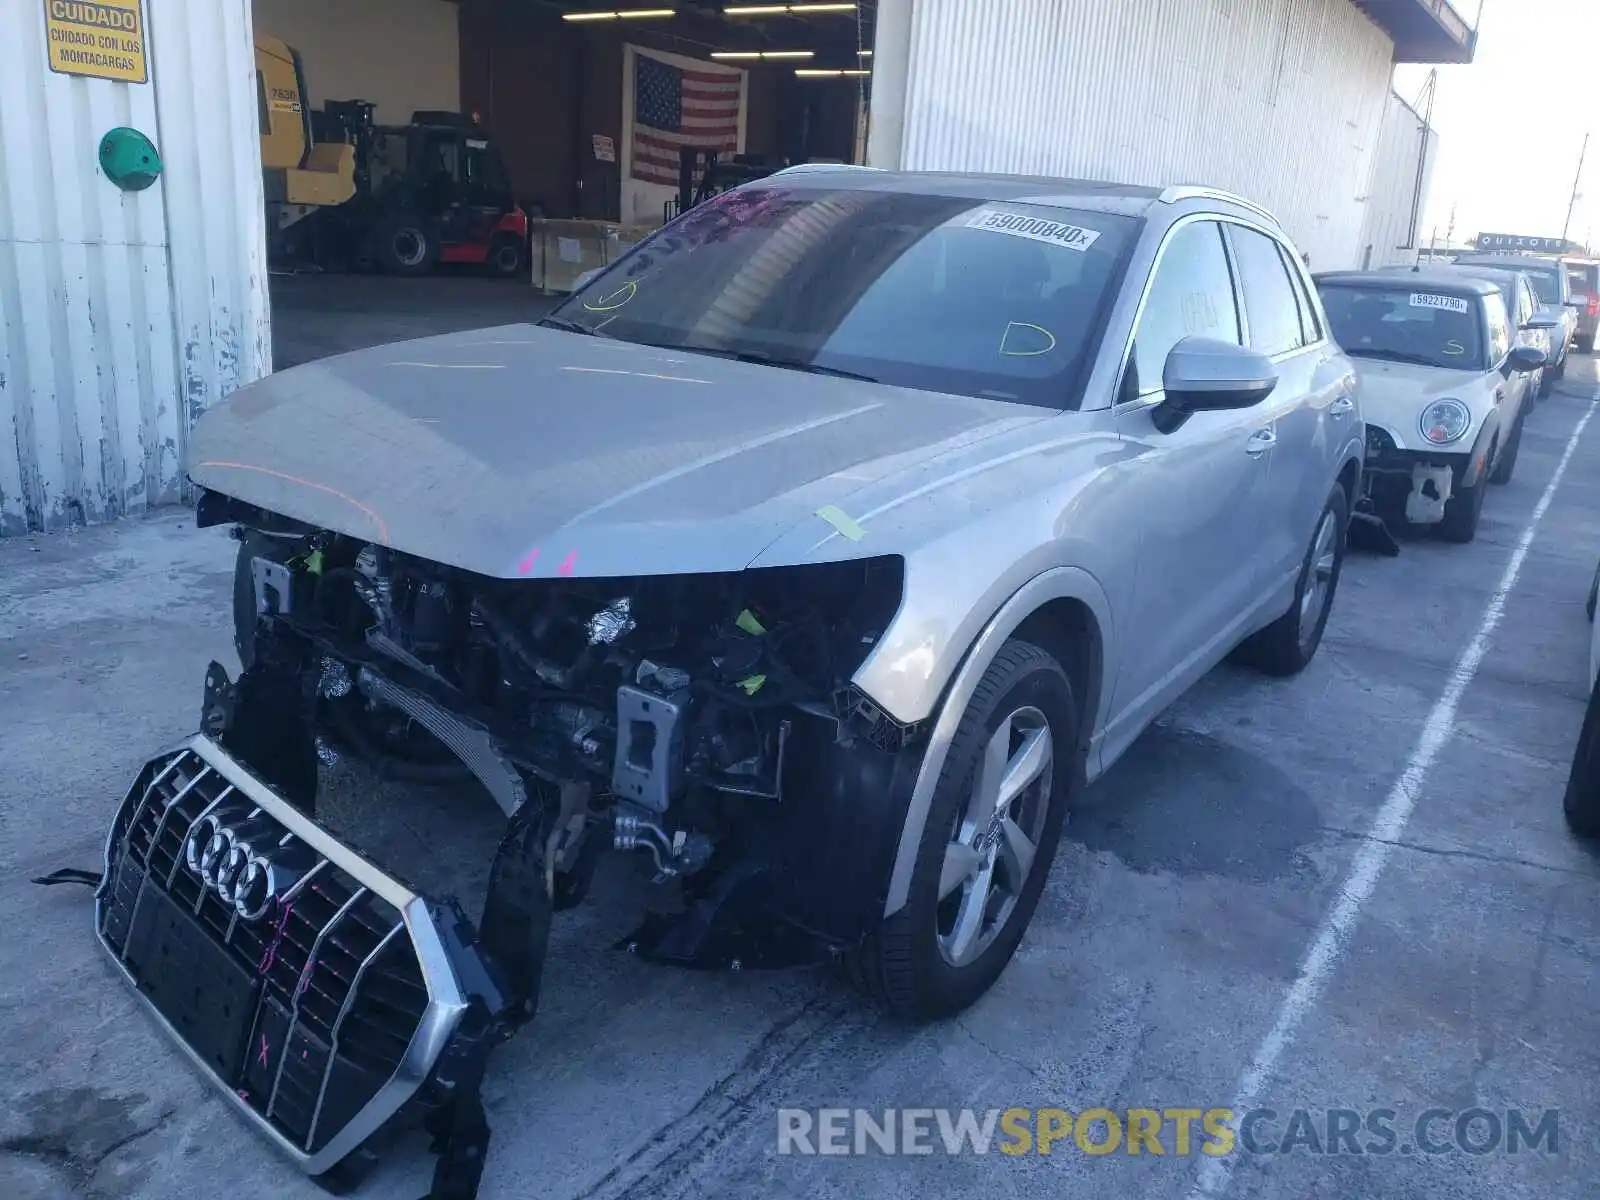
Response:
[374, 213, 438, 276]
[487, 233, 526, 279]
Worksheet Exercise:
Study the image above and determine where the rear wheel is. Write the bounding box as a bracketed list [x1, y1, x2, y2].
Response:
[486, 232, 526, 278]
[1234, 484, 1348, 677]
[845, 640, 1076, 1019]
[1587, 558, 1599, 623]
[1578, 335, 1595, 355]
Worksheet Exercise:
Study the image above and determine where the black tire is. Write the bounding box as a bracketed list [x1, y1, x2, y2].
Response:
[1234, 484, 1349, 677]
[1554, 349, 1568, 381]
[1586, 558, 1599, 623]
[1436, 458, 1487, 544]
[373, 212, 438, 276]
[1489, 415, 1523, 485]
[1578, 335, 1595, 355]
[486, 232, 526, 278]
[844, 640, 1077, 1019]
[1564, 674, 1600, 838]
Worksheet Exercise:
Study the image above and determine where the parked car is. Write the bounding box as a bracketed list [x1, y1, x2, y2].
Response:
[1563, 257, 1600, 353]
[1314, 269, 1550, 542]
[1439, 263, 1559, 401]
[96, 169, 1365, 1189]
[1451, 252, 1578, 375]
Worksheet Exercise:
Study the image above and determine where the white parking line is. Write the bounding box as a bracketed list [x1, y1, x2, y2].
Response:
[1186, 402, 1596, 1199]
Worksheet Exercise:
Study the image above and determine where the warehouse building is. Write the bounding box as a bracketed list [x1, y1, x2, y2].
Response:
[0, 0, 1475, 536]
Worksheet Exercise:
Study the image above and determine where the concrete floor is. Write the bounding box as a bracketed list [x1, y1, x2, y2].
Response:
[3, 361, 1599, 1200]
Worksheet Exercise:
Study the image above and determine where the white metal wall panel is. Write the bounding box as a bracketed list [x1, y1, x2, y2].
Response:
[0, 0, 268, 536]
[1357, 90, 1439, 268]
[893, 0, 1397, 270]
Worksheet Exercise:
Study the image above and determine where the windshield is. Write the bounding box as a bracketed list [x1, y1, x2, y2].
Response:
[1317, 284, 1484, 370]
[545, 186, 1140, 408]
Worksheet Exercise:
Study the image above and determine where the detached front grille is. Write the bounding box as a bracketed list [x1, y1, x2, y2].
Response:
[96, 736, 465, 1171]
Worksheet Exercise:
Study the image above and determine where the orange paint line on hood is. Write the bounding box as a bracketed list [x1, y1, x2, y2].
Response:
[194, 460, 390, 546]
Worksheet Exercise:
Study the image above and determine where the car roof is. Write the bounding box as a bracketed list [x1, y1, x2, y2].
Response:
[1313, 269, 1498, 298]
[767, 165, 1276, 222]
[1452, 252, 1564, 269]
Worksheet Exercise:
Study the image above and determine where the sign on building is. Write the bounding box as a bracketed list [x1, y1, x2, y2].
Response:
[1475, 233, 1577, 253]
[43, 0, 148, 85]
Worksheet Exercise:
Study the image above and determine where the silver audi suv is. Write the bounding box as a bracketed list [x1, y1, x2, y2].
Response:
[97, 165, 1364, 1189]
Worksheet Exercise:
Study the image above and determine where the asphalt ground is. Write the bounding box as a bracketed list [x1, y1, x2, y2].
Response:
[3, 358, 1599, 1200]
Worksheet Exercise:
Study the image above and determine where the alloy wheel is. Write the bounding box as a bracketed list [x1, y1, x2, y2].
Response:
[1298, 509, 1338, 653]
[936, 705, 1054, 968]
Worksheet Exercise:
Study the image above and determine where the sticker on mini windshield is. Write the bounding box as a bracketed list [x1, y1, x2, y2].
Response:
[1410, 292, 1470, 314]
[965, 209, 1102, 252]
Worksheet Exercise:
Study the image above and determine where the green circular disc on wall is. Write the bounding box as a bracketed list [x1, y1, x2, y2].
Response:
[98, 127, 162, 192]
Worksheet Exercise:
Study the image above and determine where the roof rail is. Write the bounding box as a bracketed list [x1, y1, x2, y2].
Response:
[772, 162, 887, 175]
[1158, 185, 1279, 224]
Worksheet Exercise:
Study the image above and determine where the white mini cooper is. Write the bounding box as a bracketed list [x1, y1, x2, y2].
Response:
[1313, 270, 1552, 542]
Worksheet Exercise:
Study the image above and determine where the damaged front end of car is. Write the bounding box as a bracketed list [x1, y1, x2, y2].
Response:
[91, 490, 924, 1195]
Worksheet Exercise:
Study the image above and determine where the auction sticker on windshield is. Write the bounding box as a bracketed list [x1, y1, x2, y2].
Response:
[966, 209, 1102, 253]
[1410, 293, 1470, 314]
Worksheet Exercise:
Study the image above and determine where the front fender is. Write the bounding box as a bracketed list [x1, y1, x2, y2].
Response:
[879, 565, 1113, 920]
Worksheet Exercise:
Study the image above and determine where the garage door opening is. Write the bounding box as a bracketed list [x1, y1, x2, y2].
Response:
[251, 0, 877, 368]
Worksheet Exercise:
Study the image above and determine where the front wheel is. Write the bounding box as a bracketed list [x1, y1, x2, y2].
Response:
[1234, 484, 1348, 677]
[1564, 674, 1600, 838]
[844, 641, 1076, 1019]
[1490, 415, 1524, 485]
[1436, 459, 1487, 543]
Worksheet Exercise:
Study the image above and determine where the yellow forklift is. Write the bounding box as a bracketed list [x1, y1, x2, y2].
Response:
[255, 35, 358, 266]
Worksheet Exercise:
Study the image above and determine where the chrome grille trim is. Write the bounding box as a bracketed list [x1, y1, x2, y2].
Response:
[95, 733, 469, 1176]
[309, 923, 404, 1150]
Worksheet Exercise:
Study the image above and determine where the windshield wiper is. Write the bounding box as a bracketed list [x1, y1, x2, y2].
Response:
[537, 315, 609, 337]
[1351, 347, 1448, 368]
[669, 345, 880, 383]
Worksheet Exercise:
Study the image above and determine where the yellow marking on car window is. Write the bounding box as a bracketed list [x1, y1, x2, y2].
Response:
[583, 280, 638, 312]
[999, 321, 1058, 357]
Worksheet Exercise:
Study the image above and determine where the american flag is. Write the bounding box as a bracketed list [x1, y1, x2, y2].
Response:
[631, 49, 743, 187]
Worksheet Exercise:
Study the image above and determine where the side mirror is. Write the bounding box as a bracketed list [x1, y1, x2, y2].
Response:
[1564, 299, 1582, 308]
[1524, 313, 1562, 331]
[1508, 345, 1547, 373]
[1153, 337, 1279, 433]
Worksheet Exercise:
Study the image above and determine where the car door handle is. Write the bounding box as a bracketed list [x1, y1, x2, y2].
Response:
[1330, 395, 1355, 416]
[1245, 428, 1277, 457]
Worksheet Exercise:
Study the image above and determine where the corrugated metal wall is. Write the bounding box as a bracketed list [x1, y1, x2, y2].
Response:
[1357, 89, 1439, 268]
[0, 0, 269, 537]
[888, 0, 1397, 271]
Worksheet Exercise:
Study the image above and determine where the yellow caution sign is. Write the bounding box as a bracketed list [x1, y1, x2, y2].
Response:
[44, 0, 148, 85]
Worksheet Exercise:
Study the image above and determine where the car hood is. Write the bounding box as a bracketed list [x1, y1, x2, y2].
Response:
[1352, 358, 1488, 445]
[188, 324, 1052, 578]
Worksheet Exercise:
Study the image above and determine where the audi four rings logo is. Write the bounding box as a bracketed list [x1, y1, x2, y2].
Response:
[184, 814, 279, 920]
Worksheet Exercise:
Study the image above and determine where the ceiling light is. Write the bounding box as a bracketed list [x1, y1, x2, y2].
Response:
[795, 67, 870, 77]
[561, 7, 676, 20]
[711, 49, 815, 59]
[725, 3, 858, 16]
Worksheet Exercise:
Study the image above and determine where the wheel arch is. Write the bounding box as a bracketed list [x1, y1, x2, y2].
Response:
[880, 566, 1113, 920]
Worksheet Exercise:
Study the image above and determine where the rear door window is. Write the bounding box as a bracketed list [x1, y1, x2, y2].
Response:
[1228, 225, 1309, 356]
[1568, 264, 1599, 296]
